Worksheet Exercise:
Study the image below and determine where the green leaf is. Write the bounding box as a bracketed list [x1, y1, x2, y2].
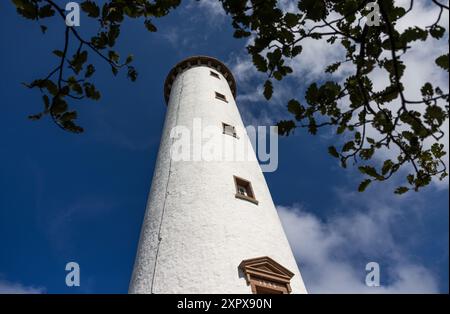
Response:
[276, 120, 296, 136]
[336, 124, 346, 134]
[108, 25, 120, 47]
[263, 80, 273, 100]
[28, 113, 43, 121]
[421, 82, 434, 97]
[291, 46, 302, 57]
[84, 83, 101, 100]
[287, 99, 305, 120]
[85, 64, 95, 78]
[91, 33, 108, 49]
[67, 77, 83, 95]
[14, 0, 38, 20]
[431, 143, 446, 159]
[53, 50, 64, 58]
[367, 137, 375, 144]
[328, 146, 339, 158]
[298, 0, 327, 21]
[305, 83, 319, 105]
[61, 120, 83, 133]
[81, 1, 100, 18]
[383, 59, 405, 78]
[424, 105, 445, 127]
[342, 141, 355, 152]
[358, 179, 372, 192]
[325, 62, 341, 73]
[358, 166, 379, 178]
[125, 54, 134, 64]
[435, 54, 449, 72]
[252, 54, 267, 72]
[273, 71, 283, 81]
[284, 13, 298, 28]
[360, 148, 375, 160]
[400, 27, 428, 43]
[381, 160, 394, 175]
[394, 186, 409, 194]
[42, 95, 50, 109]
[108, 50, 119, 63]
[70, 51, 88, 74]
[144, 20, 157, 32]
[429, 25, 445, 39]
[60, 86, 70, 96]
[12, 0, 27, 9]
[45, 80, 58, 96]
[60, 111, 77, 122]
[38, 4, 54, 18]
[51, 97, 68, 114]
[127, 67, 138, 82]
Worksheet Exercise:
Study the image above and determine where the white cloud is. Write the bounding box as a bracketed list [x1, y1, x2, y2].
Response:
[186, 0, 226, 26]
[277, 0, 300, 13]
[0, 279, 45, 294]
[160, 1, 228, 51]
[277, 185, 442, 293]
[229, 50, 301, 126]
[230, 55, 257, 84]
[194, 0, 226, 17]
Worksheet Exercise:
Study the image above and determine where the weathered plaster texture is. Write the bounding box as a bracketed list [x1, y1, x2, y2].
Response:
[129, 61, 307, 294]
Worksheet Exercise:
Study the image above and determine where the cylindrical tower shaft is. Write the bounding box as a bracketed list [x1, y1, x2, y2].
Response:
[129, 56, 307, 294]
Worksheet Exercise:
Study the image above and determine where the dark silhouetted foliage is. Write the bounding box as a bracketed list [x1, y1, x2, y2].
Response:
[13, 0, 449, 193]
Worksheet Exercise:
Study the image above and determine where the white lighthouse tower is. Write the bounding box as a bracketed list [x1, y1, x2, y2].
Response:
[129, 56, 307, 294]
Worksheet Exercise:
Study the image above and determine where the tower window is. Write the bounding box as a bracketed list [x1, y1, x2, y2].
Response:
[210, 71, 220, 79]
[215, 92, 228, 102]
[234, 176, 258, 204]
[222, 123, 237, 137]
[239, 257, 295, 294]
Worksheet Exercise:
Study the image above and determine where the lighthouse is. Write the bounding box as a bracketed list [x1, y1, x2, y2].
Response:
[129, 56, 307, 294]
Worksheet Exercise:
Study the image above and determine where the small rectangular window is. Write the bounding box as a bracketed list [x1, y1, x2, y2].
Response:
[234, 176, 258, 205]
[222, 123, 237, 137]
[215, 92, 228, 102]
[210, 71, 220, 79]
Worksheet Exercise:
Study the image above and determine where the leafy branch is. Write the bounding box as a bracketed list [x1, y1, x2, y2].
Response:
[220, 0, 449, 194]
[13, 0, 450, 194]
[13, 0, 181, 133]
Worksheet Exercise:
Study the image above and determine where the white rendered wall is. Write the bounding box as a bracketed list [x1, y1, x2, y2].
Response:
[129, 64, 307, 294]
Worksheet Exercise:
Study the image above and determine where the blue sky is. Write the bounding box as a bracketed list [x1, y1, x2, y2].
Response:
[0, 0, 448, 293]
